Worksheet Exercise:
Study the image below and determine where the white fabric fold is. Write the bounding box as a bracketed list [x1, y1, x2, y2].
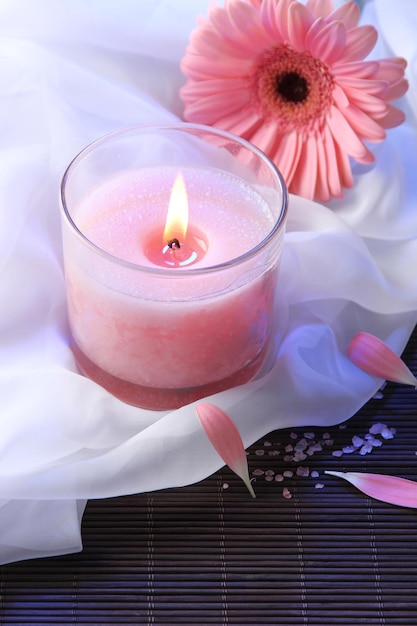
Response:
[1, 0, 417, 564]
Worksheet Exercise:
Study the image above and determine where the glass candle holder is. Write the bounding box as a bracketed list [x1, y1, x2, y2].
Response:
[60, 123, 288, 410]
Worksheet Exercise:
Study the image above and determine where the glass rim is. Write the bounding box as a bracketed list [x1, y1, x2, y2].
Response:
[60, 122, 288, 277]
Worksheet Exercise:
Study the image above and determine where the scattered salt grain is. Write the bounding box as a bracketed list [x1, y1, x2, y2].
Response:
[369, 423, 386, 435]
[282, 487, 292, 499]
[304, 432, 315, 440]
[295, 439, 308, 452]
[247, 419, 395, 497]
[252, 469, 264, 477]
[359, 443, 373, 455]
[381, 427, 395, 440]
[293, 452, 307, 462]
[369, 437, 382, 448]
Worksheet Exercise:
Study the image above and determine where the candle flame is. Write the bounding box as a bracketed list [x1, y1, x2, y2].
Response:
[163, 173, 189, 243]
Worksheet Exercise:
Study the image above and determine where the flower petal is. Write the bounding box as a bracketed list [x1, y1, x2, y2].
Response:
[377, 105, 406, 129]
[328, 1, 360, 30]
[342, 104, 386, 142]
[249, 123, 280, 159]
[184, 89, 249, 125]
[325, 471, 417, 508]
[287, 2, 314, 52]
[308, 19, 347, 64]
[196, 403, 256, 498]
[189, 23, 252, 60]
[290, 134, 318, 200]
[384, 79, 409, 102]
[323, 123, 343, 197]
[260, 0, 292, 40]
[274, 0, 297, 41]
[327, 104, 368, 159]
[218, 110, 263, 137]
[332, 83, 350, 109]
[306, 0, 333, 20]
[271, 130, 303, 187]
[376, 57, 408, 82]
[337, 76, 389, 98]
[181, 53, 245, 80]
[314, 130, 330, 202]
[347, 332, 417, 387]
[343, 25, 378, 62]
[304, 17, 325, 52]
[226, 0, 273, 53]
[181, 77, 249, 101]
[334, 135, 355, 188]
[333, 60, 380, 80]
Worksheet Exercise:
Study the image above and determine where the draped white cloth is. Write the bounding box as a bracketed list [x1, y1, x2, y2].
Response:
[1, 0, 417, 565]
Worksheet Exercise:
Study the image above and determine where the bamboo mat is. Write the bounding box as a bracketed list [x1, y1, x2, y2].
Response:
[1, 330, 417, 625]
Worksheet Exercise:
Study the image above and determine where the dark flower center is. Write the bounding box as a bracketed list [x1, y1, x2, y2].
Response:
[252, 45, 334, 132]
[276, 72, 308, 103]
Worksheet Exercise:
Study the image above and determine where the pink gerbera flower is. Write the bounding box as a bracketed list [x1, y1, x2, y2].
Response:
[180, 0, 408, 202]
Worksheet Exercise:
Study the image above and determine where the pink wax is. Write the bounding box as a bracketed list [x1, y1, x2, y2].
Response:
[63, 166, 281, 409]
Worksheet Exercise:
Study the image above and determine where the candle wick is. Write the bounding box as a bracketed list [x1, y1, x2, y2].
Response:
[167, 238, 181, 249]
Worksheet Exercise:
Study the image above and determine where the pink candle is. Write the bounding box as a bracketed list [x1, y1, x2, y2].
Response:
[60, 124, 287, 410]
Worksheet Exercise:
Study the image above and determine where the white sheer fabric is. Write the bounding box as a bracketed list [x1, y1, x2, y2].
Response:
[1, 0, 417, 564]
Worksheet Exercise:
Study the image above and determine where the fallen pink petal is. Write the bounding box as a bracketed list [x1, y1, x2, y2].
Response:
[347, 332, 417, 387]
[325, 471, 417, 508]
[196, 402, 256, 498]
